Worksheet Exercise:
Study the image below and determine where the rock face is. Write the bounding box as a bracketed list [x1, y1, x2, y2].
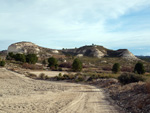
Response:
[8, 42, 40, 54]
[7, 42, 59, 58]
[62, 45, 107, 58]
[62, 45, 138, 60]
[116, 49, 138, 60]
[107, 49, 138, 60]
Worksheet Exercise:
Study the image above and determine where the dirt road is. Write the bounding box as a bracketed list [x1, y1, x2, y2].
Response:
[0, 68, 122, 113]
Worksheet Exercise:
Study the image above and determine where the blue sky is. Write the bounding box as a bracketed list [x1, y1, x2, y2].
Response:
[0, 0, 150, 55]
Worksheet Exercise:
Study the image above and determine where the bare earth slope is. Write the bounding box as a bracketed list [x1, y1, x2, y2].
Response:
[0, 68, 122, 113]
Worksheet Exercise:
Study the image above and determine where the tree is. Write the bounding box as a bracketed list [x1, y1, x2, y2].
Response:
[26, 54, 38, 64]
[14, 53, 26, 62]
[134, 62, 145, 74]
[0, 60, 5, 67]
[72, 58, 82, 72]
[48, 57, 58, 69]
[6, 52, 15, 60]
[112, 63, 120, 74]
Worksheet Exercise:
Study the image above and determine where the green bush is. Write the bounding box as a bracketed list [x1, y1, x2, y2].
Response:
[26, 54, 38, 64]
[0, 60, 5, 67]
[72, 58, 82, 72]
[56, 73, 76, 80]
[14, 53, 26, 62]
[112, 63, 120, 74]
[118, 73, 145, 85]
[134, 62, 145, 74]
[6, 52, 15, 60]
[56, 73, 64, 80]
[48, 57, 58, 69]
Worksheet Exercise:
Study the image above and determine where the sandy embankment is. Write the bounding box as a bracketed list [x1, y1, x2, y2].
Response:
[0, 68, 123, 113]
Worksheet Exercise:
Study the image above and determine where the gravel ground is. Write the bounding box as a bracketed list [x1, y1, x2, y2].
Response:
[0, 68, 123, 113]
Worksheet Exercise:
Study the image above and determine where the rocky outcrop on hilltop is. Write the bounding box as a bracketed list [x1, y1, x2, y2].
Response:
[62, 45, 107, 58]
[107, 49, 138, 60]
[8, 42, 41, 54]
[7, 41, 59, 58]
[62, 45, 138, 60]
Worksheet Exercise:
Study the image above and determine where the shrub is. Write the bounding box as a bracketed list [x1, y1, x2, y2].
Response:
[48, 57, 58, 69]
[121, 66, 133, 72]
[26, 73, 37, 79]
[72, 58, 82, 72]
[112, 63, 120, 74]
[22, 63, 43, 70]
[6, 52, 15, 60]
[39, 73, 48, 80]
[63, 74, 70, 79]
[0, 60, 5, 67]
[75, 75, 84, 82]
[8, 52, 14, 58]
[26, 54, 38, 64]
[102, 66, 112, 71]
[56, 73, 64, 80]
[56, 73, 76, 80]
[134, 62, 145, 74]
[14, 53, 26, 62]
[59, 62, 72, 68]
[118, 73, 145, 85]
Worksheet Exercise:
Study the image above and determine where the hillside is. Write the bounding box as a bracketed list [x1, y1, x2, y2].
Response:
[7, 41, 61, 58]
[137, 56, 150, 62]
[0, 41, 138, 61]
[62, 45, 138, 60]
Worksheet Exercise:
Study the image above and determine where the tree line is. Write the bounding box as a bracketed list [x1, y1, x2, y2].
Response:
[7, 52, 38, 64]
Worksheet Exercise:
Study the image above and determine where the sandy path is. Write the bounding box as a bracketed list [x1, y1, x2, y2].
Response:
[28, 70, 67, 77]
[0, 68, 123, 113]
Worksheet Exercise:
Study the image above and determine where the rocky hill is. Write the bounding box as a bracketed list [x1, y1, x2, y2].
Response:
[6, 41, 138, 60]
[7, 41, 60, 58]
[62, 45, 138, 60]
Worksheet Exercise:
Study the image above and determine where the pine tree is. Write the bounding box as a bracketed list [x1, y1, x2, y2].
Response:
[72, 58, 82, 72]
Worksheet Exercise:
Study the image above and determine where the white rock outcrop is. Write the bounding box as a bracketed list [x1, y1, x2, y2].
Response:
[7, 42, 40, 54]
[92, 49, 105, 58]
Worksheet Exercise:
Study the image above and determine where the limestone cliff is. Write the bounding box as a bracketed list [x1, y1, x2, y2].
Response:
[7, 41, 59, 58]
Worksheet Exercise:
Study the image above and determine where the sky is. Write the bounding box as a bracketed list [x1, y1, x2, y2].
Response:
[0, 0, 150, 55]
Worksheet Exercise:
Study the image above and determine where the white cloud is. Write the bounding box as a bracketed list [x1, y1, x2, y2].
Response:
[0, 0, 150, 55]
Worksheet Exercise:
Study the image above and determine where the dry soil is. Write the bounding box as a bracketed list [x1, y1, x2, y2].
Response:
[0, 68, 123, 113]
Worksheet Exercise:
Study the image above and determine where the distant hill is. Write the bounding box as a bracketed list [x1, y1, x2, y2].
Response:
[136, 56, 150, 62]
[2, 41, 138, 60]
[62, 45, 138, 60]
